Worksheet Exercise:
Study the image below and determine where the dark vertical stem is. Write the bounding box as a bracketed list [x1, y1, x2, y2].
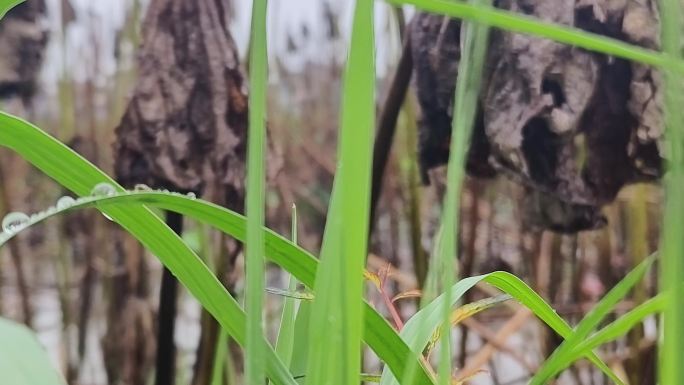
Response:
[369, 35, 413, 231]
[155, 211, 183, 385]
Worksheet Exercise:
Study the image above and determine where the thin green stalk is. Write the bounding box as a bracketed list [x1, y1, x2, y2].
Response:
[398, 96, 427, 287]
[246, 0, 268, 383]
[274, 204, 299, 368]
[533, 258, 654, 384]
[626, 185, 649, 385]
[568, 294, 667, 363]
[436, 1, 491, 384]
[659, 1, 684, 384]
[210, 328, 229, 385]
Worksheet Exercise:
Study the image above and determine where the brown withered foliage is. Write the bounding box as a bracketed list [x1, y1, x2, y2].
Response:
[113, 1, 248, 384]
[114, 0, 247, 211]
[412, 0, 663, 232]
[0, 0, 47, 103]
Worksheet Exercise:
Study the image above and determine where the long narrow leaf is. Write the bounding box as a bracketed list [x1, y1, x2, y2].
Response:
[532, 258, 654, 384]
[568, 294, 667, 364]
[210, 328, 229, 385]
[432, 1, 492, 383]
[274, 204, 301, 367]
[290, 299, 312, 383]
[659, 0, 684, 384]
[246, 0, 269, 383]
[306, 0, 375, 384]
[388, 0, 684, 73]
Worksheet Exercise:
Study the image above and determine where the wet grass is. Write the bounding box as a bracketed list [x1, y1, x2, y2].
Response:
[0, 0, 682, 384]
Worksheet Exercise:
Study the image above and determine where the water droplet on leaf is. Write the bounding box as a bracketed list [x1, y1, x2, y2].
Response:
[186, 192, 196, 199]
[2, 212, 29, 233]
[91, 182, 116, 197]
[134, 184, 152, 192]
[56, 196, 76, 210]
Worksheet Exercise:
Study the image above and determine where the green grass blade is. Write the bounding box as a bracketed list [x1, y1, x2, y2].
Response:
[0, 0, 23, 20]
[290, 299, 312, 383]
[659, 0, 684, 384]
[305, 180, 344, 382]
[0, 317, 66, 385]
[567, 294, 667, 363]
[210, 328, 229, 385]
[0, 112, 298, 385]
[387, 0, 684, 73]
[532, 258, 654, 384]
[305, 0, 375, 384]
[432, 1, 492, 383]
[274, 204, 300, 368]
[246, 0, 268, 383]
[483, 273, 623, 385]
[381, 272, 622, 385]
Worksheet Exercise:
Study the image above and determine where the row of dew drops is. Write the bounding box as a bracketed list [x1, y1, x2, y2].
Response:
[1, 182, 197, 238]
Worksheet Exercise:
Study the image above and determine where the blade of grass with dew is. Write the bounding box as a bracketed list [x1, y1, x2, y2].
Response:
[387, 0, 684, 73]
[432, 1, 492, 384]
[274, 204, 301, 368]
[532, 257, 654, 384]
[0, 113, 299, 385]
[380, 271, 622, 385]
[0, 317, 66, 385]
[0, 189, 434, 383]
[305, 0, 375, 384]
[0, 0, 23, 20]
[567, 294, 667, 364]
[0, 107, 435, 384]
[659, 0, 684, 384]
[246, 0, 268, 383]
